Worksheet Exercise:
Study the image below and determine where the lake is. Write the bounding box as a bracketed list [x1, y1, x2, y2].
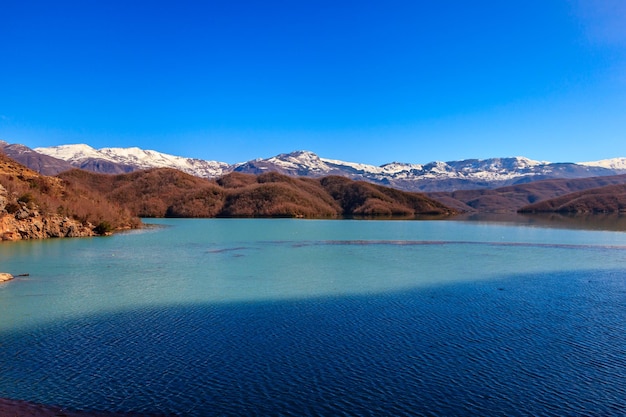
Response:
[1, 218, 626, 416]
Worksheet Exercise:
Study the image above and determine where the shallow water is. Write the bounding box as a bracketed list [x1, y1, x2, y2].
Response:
[1, 218, 626, 416]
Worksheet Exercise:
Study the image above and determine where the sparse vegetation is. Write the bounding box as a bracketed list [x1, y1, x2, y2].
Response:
[17, 193, 35, 205]
[1, 152, 140, 239]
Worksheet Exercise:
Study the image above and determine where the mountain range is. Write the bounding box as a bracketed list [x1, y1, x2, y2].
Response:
[3, 140, 626, 192]
[2, 140, 626, 224]
[1, 148, 457, 241]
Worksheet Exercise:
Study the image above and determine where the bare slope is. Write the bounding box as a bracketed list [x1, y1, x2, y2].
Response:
[0, 140, 74, 175]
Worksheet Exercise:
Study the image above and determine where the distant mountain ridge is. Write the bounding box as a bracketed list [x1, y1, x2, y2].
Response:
[32, 143, 230, 177]
[3, 140, 626, 192]
[0, 141, 75, 175]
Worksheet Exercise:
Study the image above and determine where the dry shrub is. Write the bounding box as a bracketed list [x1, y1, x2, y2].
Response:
[320, 175, 453, 216]
[353, 200, 414, 216]
[221, 182, 338, 218]
[59, 168, 223, 218]
[217, 172, 257, 188]
[166, 187, 225, 217]
[320, 176, 393, 214]
[136, 197, 170, 217]
[519, 184, 626, 214]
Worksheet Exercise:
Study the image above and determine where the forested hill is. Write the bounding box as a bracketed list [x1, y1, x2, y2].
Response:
[58, 169, 458, 219]
[518, 183, 626, 214]
[429, 174, 626, 213]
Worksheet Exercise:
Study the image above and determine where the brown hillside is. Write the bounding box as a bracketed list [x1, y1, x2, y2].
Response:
[429, 174, 626, 212]
[216, 171, 259, 188]
[320, 176, 453, 216]
[219, 173, 341, 217]
[60, 168, 458, 218]
[0, 151, 48, 181]
[519, 183, 626, 213]
[58, 168, 224, 218]
[0, 153, 138, 240]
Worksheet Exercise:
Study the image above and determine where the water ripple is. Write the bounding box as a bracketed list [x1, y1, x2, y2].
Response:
[1, 270, 626, 416]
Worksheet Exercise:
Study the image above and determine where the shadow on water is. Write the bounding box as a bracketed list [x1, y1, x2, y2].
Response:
[1, 269, 626, 417]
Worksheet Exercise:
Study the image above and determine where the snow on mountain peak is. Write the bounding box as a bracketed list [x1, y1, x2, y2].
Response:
[379, 161, 424, 173]
[579, 157, 626, 171]
[267, 150, 330, 172]
[35, 144, 229, 177]
[274, 150, 322, 163]
[514, 156, 547, 166]
[35, 144, 111, 163]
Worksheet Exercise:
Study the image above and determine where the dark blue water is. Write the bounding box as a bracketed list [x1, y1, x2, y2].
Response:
[1, 219, 626, 415]
[2, 269, 625, 416]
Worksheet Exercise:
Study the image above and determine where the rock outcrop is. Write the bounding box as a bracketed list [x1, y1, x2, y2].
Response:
[0, 182, 95, 240]
[0, 213, 95, 241]
[0, 184, 6, 211]
[0, 273, 13, 282]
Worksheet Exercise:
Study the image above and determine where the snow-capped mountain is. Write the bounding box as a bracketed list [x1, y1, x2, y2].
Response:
[579, 157, 626, 171]
[11, 143, 626, 192]
[35, 144, 230, 177]
[234, 151, 545, 180]
[236, 151, 618, 191]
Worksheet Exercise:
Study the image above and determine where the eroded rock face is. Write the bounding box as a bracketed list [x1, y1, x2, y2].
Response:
[0, 182, 95, 240]
[0, 184, 7, 212]
[0, 180, 95, 240]
[0, 214, 95, 241]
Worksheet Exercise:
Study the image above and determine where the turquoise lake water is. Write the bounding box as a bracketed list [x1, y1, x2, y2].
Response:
[1, 218, 626, 416]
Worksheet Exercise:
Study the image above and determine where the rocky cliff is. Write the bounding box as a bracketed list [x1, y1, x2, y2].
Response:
[0, 183, 96, 240]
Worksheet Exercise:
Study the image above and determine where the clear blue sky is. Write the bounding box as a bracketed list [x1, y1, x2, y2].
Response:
[1, 1, 625, 165]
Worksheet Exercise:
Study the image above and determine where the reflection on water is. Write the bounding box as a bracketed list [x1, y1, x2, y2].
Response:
[453, 212, 626, 232]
